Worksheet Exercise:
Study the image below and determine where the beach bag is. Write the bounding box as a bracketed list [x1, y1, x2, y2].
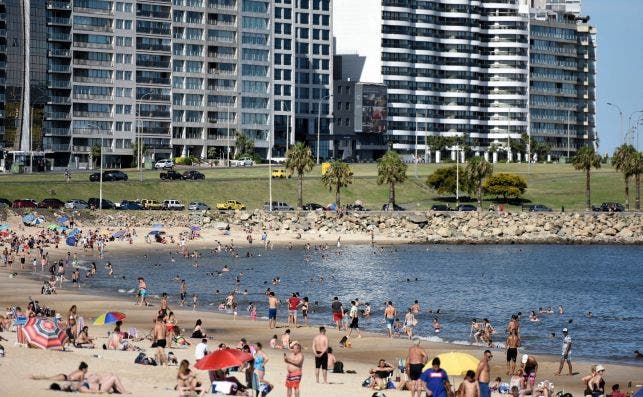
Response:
[134, 352, 147, 364]
[387, 380, 396, 389]
[362, 377, 372, 387]
[333, 361, 344, 373]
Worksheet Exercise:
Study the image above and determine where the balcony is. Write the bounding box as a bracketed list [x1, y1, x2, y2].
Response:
[73, 93, 112, 100]
[48, 49, 71, 57]
[47, 17, 71, 25]
[74, 41, 113, 49]
[48, 96, 71, 104]
[47, 1, 71, 10]
[73, 6, 113, 15]
[73, 76, 112, 84]
[48, 64, 71, 73]
[136, 77, 171, 85]
[46, 111, 71, 120]
[72, 145, 91, 153]
[43, 127, 71, 136]
[47, 80, 71, 88]
[73, 59, 112, 67]
[72, 128, 113, 136]
[73, 111, 112, 118]
[74, 24, 113, 33]
[48, 32, 72, 41]
[44, 143, 72, 152]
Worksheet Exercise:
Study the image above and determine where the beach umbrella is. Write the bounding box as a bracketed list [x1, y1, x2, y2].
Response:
[22, 214, 36, 225]
[47, 223, 58, 230]
[422, 352, 479, 375]
[68, 228, 81, 237]
[152, 223, 164, 229]
[194, 348, 254, 371]
[112, 230, 126, 238]
[33, 217, 44, 225]
[148, 230, 161, 236]
[21, 317, 68, 350]
[190, 225, 201, 231]
[66, 236, 77, 246]
[56, 215, 69, 224]
[633, 389, 643, 397]
[0, 224, 10, 231]
[93, 312, 126, 325]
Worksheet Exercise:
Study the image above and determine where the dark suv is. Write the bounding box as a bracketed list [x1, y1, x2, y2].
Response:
[594, 202, 625, 212]
[38, 198, 66, 209]
[89, 170, 128, 182]
[87, 198, 115, 209]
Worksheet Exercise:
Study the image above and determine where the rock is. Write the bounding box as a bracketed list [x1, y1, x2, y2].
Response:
[406, 213, 428, 224]
[437, 227, 451, 238]
[239, 213, 251, 221]
[213, 221, 229, 230]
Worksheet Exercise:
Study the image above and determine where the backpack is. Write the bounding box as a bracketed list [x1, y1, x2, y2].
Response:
[333, 361, 344, 373]
[134, 352, 147, 364]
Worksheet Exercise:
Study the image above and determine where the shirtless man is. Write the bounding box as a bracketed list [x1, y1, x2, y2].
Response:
[406, 339, 429, 397]
[521, 354, 538, 387]
[312, 327, 329, 383]
[476, 350, 493, 397]
[153, 315, 168, 365]
[506, 329, 521, 375]
[411, 300, 421, 314]
[506, 315, 520, 336]
[470, 319, 483, 343]
[458, 370, 480, 397]
[384, 301, 396, 338]
[268, 292, 279, 329]
[284, 343, 304, 397]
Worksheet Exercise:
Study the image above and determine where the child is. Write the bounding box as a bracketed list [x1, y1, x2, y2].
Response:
[192, 294, 198, 311]
[248, 302, 257, 321]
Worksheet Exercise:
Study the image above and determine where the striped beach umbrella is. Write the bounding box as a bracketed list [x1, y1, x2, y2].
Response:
[93, 312, 126, 325]
[22, 317, 68, 350]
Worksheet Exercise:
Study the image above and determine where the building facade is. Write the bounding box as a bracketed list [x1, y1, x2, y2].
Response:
[528, 8, 596, 160]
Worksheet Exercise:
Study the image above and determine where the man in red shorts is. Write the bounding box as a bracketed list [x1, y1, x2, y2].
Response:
[331, 297, 343, 330]
[284, 343, 304, 397]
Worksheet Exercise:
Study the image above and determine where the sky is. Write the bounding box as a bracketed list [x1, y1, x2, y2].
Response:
[583, 0, 643, 155]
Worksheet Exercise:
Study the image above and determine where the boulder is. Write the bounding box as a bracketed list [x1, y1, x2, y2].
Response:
[437, 227, 451, 238]
[213, 221, 229, 230]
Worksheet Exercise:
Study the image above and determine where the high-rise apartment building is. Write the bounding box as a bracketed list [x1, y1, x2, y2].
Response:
[0, 0, 7, 147]
[529, 7, 596, 160]
[334, 0, 530, 161]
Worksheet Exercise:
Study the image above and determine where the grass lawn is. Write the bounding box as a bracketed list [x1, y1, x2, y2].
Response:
[0, 162, 634, 211]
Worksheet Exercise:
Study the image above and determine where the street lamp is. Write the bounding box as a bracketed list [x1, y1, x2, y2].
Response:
[606, 102, 623, 145]
[316, 94, 330, 165]
[87, 123, 104, 213]
[566, 108, 574, 159]
[627, 110, 643, 147]
[136, 92, 154, 183]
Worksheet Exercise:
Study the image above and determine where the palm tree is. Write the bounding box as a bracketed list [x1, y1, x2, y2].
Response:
[90, 144, 101, 168]
[377, 150, 408, 209]
[234, 131, 255, 157]
[321, 160, 353, 208]
[464, 156, 494, 208]
[635, 151, 642, 211]
[572, 146, 602, 211]
[612, 144, 637, 210]
[284, 142, 315, 209]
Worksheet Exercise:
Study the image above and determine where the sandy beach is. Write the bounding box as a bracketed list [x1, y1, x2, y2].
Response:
[0, 212, 642, 397]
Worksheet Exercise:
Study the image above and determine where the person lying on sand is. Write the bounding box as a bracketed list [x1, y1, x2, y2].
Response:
[49, 372, 129, 394]
[32, 361, 88, 383]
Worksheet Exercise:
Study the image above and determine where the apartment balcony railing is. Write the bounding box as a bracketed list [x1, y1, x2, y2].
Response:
[73, 59, 112, 67]
[74, 24, 113, 33]
[48, 64, 71, 73]
[72, 145, 92, 153]
[73, 111, 112, 118]
[43, 127, 71, 136]
[136, 77, 171, 85]
[72, 128, 113, 136]
[208, 69, 236, 76]
[73, 76, 112, 84]
[73, 93, 113, 100]
[47, 1, 72, 10]
[47, 17, 71, 25]
[46, 111, 72, 119]
[48, 32, 72, 41]
[44, 143, 72, 151]
[74, 41, 113, 49]
[48, 48, 71, 57]
[48, 96, 71, 104]
[73, 6, 113, 15]
[48, 80, 71, 88]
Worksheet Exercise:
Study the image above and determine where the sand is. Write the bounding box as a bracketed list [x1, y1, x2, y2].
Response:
[0, 215, 642, 397]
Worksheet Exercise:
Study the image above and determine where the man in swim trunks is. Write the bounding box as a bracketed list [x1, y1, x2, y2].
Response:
[384, 301, 396, 338]
[268, 292, 279, 329]
[152, 315, 168, 365]
[284, 342, 304, 397]
[331, 297, 343, 331]
[406, 338, 428, 397]
[506, 329, 521, 375]
[476, 350, 493, 397]
[521, 354, 538, 387]
[312, 327, 329, 383]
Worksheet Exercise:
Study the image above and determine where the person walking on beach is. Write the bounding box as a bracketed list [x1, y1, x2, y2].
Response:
[287, 293, 301, 327]
[406, 339, 428, 397]
[385, 301, 396, 338]
[555, 328, 573, 376]
[312, 327, 329, 383]
[331, 297, 343, 331]
[420, 357, 449, 397]
[268, 292, 279, 329]
[347, 300, 361, 338]
[284, 342, 304, 397]
[506, 329, 521, 375]
[476, 350, 493, 397]
[179, 280, 187, 306]
[136, 277, 149, 306]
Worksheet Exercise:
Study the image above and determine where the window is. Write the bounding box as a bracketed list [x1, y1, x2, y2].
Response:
[345, 102, 350, 111]
[115, 104, 132, 114]
[115, 53, 132, 64]
[115, 70, 132, 80]
[242, 16, 268, 30]
[116, 19, 132, 30]
[242, 80, 269, 93]
[242, 0, 269, 13]
[242, 32, 268, 46]
[298, 28, 309, 39]
[241, 64, 269, 77]
[115, 36, 132, 47]
[115, 122, 132, 132]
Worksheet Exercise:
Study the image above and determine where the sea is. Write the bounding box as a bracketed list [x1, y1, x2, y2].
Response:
[76, 243, 643, 366]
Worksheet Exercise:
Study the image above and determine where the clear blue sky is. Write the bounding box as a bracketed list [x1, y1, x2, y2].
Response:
[583, 0, 643, 155]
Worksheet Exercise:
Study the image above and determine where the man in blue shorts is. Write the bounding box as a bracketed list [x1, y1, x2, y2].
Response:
[268, 291, 279, 329]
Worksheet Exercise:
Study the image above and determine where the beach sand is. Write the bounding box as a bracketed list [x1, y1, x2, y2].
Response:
[0, 215, 642, 397]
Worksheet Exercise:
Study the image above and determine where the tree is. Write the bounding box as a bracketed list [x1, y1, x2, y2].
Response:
[131, 140, 149, 168]
[633, 151, 642, 211]
[377, 150, 408, 209]
[612, 144, 637, 210]
[483, 173, 527, 200]
[464, 156, 493, 207]
[234, 131, 254, 158]
[426, 166, 464, 196]
[206, 146, 219, 160]
[90, 144, 101, 168]
[321, 160, 353, 207]
[284, 142, 315, 209]
[572, 146, 602, 211]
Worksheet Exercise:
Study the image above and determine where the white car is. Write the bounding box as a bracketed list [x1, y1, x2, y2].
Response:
[65, 199, 89, 209]
[154, 159, 174, 169]
[163, 199, 185, 210]
[231, 157, 254, 167]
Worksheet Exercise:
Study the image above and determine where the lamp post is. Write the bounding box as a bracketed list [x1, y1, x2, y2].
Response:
[506, 107, 511, 163]
[316, 94, 330, 165]
[566, 108, 573, 159]
[87, 123, 104, 213]
[136, 92, 154, 183]
[607, 102, 623, 145]
[455, 145, 460, 204]
[627, 110, 643, 147]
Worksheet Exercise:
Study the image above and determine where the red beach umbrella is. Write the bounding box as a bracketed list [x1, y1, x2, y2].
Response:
[22, 317, 68, 350]
[195, 348, 254, 371]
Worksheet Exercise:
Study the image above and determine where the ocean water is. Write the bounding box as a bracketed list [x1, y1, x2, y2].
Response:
[79, 244, 643, 365]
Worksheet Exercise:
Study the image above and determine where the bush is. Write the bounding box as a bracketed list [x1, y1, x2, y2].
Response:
[174, 156, 199, 166]
[482, 173, 527, 199]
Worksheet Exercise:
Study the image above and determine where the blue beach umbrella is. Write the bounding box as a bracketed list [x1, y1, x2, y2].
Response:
[152, 223, 164, 229]
[190, 225, 201, 231]
[68, 228, 81, 237]
[148, 230, 161, 236]
[112, 230, 126, 238]
[0, 224, 9, 231]
[66, 236, 77, 246]
[22, 214, 36, 225]
[56, 215, 69, 224]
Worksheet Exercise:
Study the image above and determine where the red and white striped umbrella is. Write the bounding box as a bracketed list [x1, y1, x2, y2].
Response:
[22, 317, 68, 350]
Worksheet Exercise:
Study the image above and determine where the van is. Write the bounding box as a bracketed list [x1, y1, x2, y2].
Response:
[163, 199, 185, 210]
[263, 201, 294, 211]
[141, 199, 163, 210]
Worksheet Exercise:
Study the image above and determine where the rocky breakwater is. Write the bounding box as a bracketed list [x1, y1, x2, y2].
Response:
[220, 210, 643, 245]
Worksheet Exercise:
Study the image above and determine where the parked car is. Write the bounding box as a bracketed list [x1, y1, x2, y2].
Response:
[38, 198, 65, 209]
[160, 170, 184, 180]
[522, 204, 553, 212]
[118, 200, 143, 210]
[12, 199, 38, 208]
[431, 204, 451, 211]
[0, 198, 11, 208]
[141, 199, 163, 210]
[154, 159, 174, 169]
[230, 157, 254, 167]
[456, 204, 477, 211]
[381, 203, 406, 211]
[302, 203, 324, 211]
[65, 199, 89, 209]
[595, 202, 625, 212]
[163, 199, 185, 210]
[89, 170, 128, 182]
[87, 198, 115, 209]
[271, 169, 290, 178]
[183, 170, 205, 180]
[188, 202, 210, 211]
[216, 200, 246, 210]
[263, 201, 294, 211]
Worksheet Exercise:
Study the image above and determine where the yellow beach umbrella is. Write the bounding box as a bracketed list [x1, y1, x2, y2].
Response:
[422, 352, 480, 376]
